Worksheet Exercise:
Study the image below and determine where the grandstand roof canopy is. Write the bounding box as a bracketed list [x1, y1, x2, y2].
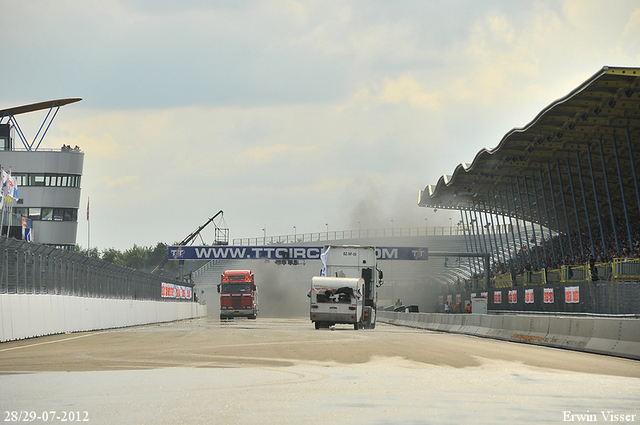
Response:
[0, 98, 82, 117]
[0, 98, 82, 151]
[419, 66, 640, 233]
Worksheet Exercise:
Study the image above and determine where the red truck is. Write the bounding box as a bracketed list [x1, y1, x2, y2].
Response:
[217, 270, 259, 320]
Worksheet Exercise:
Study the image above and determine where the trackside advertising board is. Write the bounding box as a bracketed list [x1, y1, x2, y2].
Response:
[168, 246, 428, 261]
[161, 282, 192, 299]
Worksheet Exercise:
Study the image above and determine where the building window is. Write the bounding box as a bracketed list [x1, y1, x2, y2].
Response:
[42, 208, 54, 221]
[13, 174, 27, 186]
[17, 207, 77, 222]
[10, 173, 81, 188]
[64, 209, 77, 221]
[28, 208, 41, 221]
[30, 175, 46, 186]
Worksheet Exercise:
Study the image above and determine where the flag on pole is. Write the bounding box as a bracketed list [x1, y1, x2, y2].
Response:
[6, 173, 18, 201]
[87, 198, 90, 220]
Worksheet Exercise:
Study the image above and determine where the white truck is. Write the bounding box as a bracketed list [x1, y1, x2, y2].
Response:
[309, 245, 383, 330]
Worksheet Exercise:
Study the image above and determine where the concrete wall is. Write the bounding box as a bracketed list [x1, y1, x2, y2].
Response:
[0, 294, 207, 342]
[378, 311, 640, 360]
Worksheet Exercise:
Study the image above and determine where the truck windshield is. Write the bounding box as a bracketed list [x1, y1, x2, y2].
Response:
[222, 283, 252, 293]
[315, 286, 358, 303]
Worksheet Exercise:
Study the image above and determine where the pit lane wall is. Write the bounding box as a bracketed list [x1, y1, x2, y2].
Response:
[377, 311, 640, 360]
[0, 294, 207, 342]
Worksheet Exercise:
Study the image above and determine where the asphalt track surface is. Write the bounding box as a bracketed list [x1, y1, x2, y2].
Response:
[1, 317, 639, 424]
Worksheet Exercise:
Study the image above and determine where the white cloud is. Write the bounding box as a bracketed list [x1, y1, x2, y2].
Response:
[3, 0, 639, 250]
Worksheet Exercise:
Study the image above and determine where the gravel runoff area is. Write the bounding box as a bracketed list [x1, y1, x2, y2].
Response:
[1, 317, 639, 424]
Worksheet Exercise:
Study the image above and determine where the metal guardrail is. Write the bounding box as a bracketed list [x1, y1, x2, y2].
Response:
[232, 224, 514, 246]
[613, 258, 640, 281]
[192, 259, 218, 279]
[561, 265, 589, 283]
[0, 237, 191, 301]
[494, 274, 512, 288]
[462, 258, 638, 291]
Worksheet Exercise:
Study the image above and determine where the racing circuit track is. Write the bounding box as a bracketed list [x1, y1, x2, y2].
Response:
[1, 317, 639, 424]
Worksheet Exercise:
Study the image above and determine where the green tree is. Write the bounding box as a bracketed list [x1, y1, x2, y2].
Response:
[101, 247, 120, 264]
[75, 241, 196, 278]
[74, 245, 100, 259]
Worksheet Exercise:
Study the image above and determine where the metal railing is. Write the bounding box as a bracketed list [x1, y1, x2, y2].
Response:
[612, 258, 640, 281]
[233, 224, 514, 246]
[561, 265, 589, 283]
[0, 237, 191, 301]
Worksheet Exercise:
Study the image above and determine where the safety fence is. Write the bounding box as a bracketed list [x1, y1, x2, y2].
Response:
[0, 237, 192, 301]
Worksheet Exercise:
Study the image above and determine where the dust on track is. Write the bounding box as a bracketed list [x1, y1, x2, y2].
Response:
[1, 316, 638, 377]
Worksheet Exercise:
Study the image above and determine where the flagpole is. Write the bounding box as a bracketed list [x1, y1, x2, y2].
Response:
[7, 167, 13, 235]
[87, 197, 90, 255]
[8, 168, 13, 233]
[0, 166, 4, 237]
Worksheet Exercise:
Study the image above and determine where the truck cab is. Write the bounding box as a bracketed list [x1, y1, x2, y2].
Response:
[310, 276, 364, 330]
[217, 270, 258, 320]
[310, 245, 382, 329]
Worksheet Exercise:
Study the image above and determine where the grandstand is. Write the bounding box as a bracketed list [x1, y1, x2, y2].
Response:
[418, 66, 640, 314]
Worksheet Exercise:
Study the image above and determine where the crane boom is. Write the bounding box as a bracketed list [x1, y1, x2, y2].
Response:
[151, 210, 225, 275]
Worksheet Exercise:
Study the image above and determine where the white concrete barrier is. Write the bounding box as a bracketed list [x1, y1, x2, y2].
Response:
[377, 311, 640, 360]
[496, 315, 515, 341]
[0, 294, 207, 342]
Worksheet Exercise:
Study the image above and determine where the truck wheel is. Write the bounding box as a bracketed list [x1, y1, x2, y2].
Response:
[354, 323, 359, 330]
[370, 322, 376, 329]
[314, 322, 320, 330]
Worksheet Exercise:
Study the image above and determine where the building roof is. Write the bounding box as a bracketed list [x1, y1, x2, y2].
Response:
[0, 98, 82, 117]
[418, 66, 640, 233]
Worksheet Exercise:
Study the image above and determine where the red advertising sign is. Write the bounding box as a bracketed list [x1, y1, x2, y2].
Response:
[525, 289, 534, 304]
[544, 287, 554, 303]
[565, 286, 579, 303]
[494, 291, 502, 304]
[508, 290, 517, 304]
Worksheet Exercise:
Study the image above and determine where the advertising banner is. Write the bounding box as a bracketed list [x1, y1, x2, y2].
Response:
[544, 287, 554, 303]
[161, 282, 174, 298]
[494, 291, 502, 304]
[565, 286, 580, 303]
[161, 282, 192, 299]
[525, 289, 534, 304]
[508, 290, 517, 304]
[168, 245, 429, 261]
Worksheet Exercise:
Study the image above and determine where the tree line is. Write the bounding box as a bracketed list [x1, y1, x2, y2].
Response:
[75, 242, 180, 276]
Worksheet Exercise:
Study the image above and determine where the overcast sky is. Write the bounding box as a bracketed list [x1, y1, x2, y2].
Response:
[2, 1, 639, 251]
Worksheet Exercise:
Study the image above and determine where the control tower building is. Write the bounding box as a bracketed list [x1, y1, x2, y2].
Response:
[0, 98, 83, 249]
